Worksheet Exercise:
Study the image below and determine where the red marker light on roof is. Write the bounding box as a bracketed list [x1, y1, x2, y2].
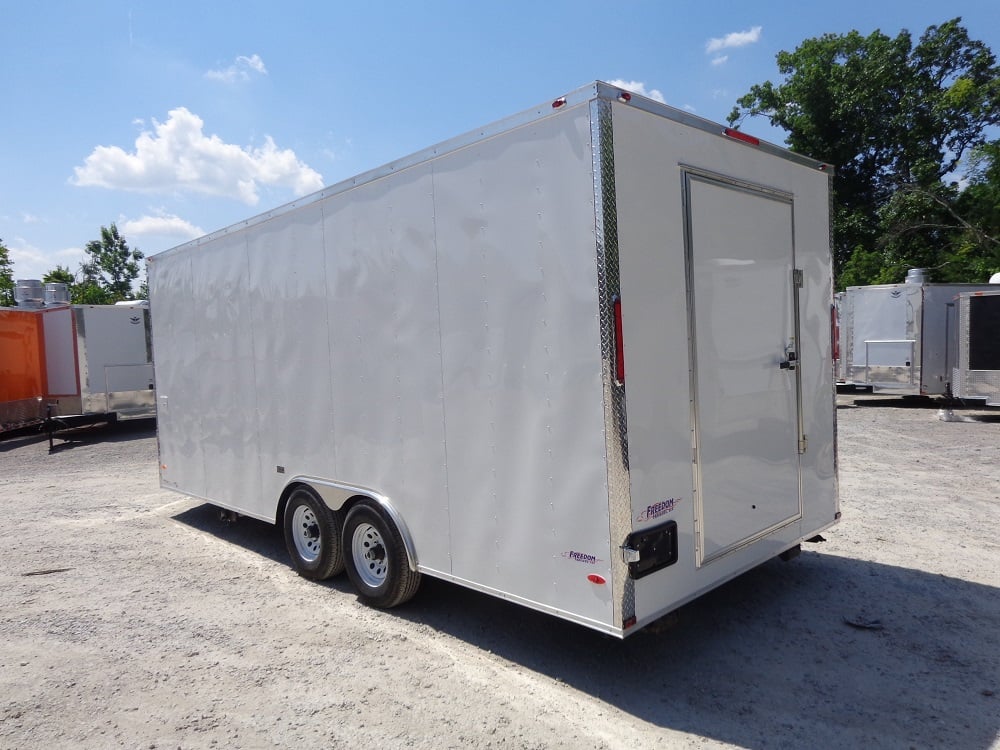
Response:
[723, 127, 760, 147]
[617, 91, 632, 103]
[552, 97, 567, 109]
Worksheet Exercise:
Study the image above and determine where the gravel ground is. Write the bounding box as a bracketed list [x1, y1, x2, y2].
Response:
[0, 395, 998, 749]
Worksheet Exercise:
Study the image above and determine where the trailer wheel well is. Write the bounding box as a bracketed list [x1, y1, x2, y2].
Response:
[340, 494, 374, 515]
[275, 484, 370, 525]
[275, 483, 299, 526]
[276, 484, 417, 572]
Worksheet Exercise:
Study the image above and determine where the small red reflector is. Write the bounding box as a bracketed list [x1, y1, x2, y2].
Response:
[831, 306, 840, 362]
[623, 616, 637, 629]
[723, 127, 760, 147]
[587, 574, 606, 585]
[617, 91, 632, 103]
[613, 296, 625, 383]
[552, 97, 567, 109]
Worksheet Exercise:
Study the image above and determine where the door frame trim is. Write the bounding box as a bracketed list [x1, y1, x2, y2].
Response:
[680, 166, 803, 567]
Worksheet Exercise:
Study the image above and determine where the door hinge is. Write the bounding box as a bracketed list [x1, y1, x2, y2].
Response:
[792, 269, 804, 288]
[798, 435, 808, 454]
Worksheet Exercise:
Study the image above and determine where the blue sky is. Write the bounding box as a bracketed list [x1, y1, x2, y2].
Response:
[2, 1, 998, 282]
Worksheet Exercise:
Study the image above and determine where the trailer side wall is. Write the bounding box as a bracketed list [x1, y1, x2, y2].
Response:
[151, 103, 616, 630]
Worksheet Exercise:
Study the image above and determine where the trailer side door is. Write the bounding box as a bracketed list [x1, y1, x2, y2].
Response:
[684, 171, 803, 565]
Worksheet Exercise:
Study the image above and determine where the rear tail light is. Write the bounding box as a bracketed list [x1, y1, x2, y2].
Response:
[613, 296, 625, 384]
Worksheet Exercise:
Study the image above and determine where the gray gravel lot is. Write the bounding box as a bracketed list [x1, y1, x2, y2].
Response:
[1, 395, 998, 749]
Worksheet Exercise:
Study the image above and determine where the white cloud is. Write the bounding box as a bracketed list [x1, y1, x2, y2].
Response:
[682, 104, 697, 113]
[21, 213, 41, 224]
[7, 238, 84, 281]
[71, 107, 324, 205]
[205, 53, 268, 83]
[711, 55, 729, 67]
[239, 54, 267, 74]
[606, 79, 666, 104]
[120, 213, 204, 240]
[706, 26, 762, 54]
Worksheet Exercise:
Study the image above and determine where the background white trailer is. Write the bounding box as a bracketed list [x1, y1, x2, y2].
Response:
[1, 281, 154, 433]
[951, 289, 1000, 405]
[148, 82, 838, 638]
[837, 271, 998, 395]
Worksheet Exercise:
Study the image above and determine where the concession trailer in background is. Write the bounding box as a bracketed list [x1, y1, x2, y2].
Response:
[835, 270, 999, 396]
[950, 288, 1000, 406]
[148, 81, 839, 638]
[0, 280, 155, 434]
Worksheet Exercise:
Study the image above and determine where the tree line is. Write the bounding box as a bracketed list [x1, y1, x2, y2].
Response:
[728, 17, 999, 288]
[0, 223, 145, 307]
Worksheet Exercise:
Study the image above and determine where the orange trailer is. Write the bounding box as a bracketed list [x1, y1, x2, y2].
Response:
[0, 308, 48, 429]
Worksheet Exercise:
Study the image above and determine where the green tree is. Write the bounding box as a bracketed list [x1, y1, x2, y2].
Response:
[78, 223, 144, 304]
[41, 265, 77, 302]
[42, 265, 75, 286]
[728, 18, 1000, 287]
[0, 238, 14, 307]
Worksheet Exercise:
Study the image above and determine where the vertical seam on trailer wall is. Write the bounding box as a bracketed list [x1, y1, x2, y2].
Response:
[592, 98, 634, 630]
[319, 205, 341, 480]
[429, 160, 454, 574]
[243, 234, 266, 509]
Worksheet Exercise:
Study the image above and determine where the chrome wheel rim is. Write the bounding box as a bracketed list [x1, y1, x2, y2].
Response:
[352, 522, 388, 588]
[291, 504, 321, 563]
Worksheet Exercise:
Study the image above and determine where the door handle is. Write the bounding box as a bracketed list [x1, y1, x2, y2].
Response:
[779, 352, 797, 371]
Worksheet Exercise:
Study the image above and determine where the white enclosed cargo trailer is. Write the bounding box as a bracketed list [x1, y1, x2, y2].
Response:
[148, 82, 839, 637]
[836, 270, 998, 395]
[951, 289, 1000, 406]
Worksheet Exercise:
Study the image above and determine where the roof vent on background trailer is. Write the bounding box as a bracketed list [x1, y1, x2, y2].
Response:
[44, 283, 70, 306]
[905, 268, 928, 285]
[14, 279, 45, 309]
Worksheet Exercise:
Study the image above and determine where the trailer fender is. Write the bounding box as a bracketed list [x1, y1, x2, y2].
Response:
[285, 476, 419, 573]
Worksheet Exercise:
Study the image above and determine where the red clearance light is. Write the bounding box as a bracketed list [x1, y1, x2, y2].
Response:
[613, 296, 625, 383]
[723, 127, 760, 147]
[587, 574, 607, 585]
[617, 91, 632, 103]
[831, 305, 840, 362]
[552, 97, 567, 109]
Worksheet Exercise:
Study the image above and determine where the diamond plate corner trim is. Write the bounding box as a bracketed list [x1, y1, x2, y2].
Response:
[591, 99, 634, 629]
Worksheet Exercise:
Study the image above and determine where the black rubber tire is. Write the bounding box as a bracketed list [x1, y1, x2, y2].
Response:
[282, 487, 344, 580]
[342, 502, 421, 608]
